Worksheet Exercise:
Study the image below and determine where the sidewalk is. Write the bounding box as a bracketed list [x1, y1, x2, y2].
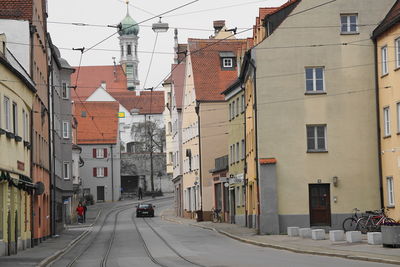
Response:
[0, 195, 169, 267]
[161, 209, 400, 266]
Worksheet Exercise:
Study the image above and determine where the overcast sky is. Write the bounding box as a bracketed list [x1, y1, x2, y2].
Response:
[48, 0, 286, 89]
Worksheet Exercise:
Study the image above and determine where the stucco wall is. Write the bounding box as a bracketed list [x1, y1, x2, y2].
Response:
[254, 0, 392, 222]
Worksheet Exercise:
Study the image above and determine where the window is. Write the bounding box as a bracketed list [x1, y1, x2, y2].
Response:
[233, 144, 236, 163]
[96, 148, 104, 158]
[229, 103, 232, 120]
[236, 97, 239, 117]
[169, 152, 173, 164]
[127, 44, 132, 55]
[223, 58, 233, 68]
[396, 38, 400, 69]
[12, 102, 17, 135]
[236, 142, 240, 162]
[384, 106, 391, 137]
[93, 167, 107, 178]
[241, 139, 245, 160]
[63, 162, 70, 180]
[241, 94, 245, 113]
[305, 67, 324, 92]
[62, 82, 69, 99]
[387, 176, 395, 206]
[3, 97, 10, 130]
[307, 125, 327, 152]
[62, 121, 69, 139]
[397, 103, 400, 133]
[22, 110, 26, 140]
[382, 46, 388, 75]
[340, 14, 358, 34]
[121, 45, 124, 56]
[232, 100, 236, 117]
[230, 145, 233, 164]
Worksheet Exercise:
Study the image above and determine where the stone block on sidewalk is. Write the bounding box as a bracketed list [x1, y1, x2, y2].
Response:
[287, 227, 300, 237]
[329, 230, 345, 242]
[367, 232, 382, 245]
[346, 231, 362, 243]
[311, 229, 325, 240]
[299, 228, 312, 238]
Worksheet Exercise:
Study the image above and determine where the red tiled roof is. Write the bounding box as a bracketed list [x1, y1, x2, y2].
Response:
[110, 91, 165, 114]
[188, 39, 247, 101]
[259, 158, 277, 165]
[0, 0, 33, 20]
[74, 101, 119, 144]
[171, 63, 185, 109]
[71, 65, 127, 101]
[373, 0, 400, 38]
[259, 7, 279, 22]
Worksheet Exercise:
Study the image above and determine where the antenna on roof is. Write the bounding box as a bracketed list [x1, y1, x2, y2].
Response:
[112, 57, 117, 81]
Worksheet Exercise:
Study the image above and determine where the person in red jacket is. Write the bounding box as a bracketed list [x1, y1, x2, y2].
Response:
[76, 203, 85, 224]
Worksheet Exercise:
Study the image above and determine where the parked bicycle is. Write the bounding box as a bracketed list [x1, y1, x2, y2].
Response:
[212, 207, 222, 223]
[342, 208, 363, 232]
[356, 208, 396, 234]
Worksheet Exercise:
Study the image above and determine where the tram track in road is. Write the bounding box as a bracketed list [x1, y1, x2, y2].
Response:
[131, 212, 207, 267]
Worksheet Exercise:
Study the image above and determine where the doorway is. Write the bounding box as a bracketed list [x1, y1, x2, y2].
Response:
[309, 184, 331, 226]
[97, 186, 105, 202]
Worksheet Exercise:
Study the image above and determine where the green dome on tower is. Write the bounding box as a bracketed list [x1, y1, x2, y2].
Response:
[119, 13, 139, 36]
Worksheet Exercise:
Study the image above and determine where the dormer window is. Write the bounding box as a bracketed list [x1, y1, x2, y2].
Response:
[219, 51, 236, 70]
[223, 58, 233, 68]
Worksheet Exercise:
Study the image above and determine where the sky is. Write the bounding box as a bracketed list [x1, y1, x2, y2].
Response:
[48, 0, 286, 89]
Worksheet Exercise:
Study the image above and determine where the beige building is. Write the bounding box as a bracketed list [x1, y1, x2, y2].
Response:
[250, 0, 394, 234]
[181, 25, 247, 220]
[0, 35, 34, 255]
[373, 0, 400, 221]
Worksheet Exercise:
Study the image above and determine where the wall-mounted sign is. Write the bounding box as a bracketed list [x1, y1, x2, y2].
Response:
[17, 161, 24, 171]
[117, 112, 125, 118]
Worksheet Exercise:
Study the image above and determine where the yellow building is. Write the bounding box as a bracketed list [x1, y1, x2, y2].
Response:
[373, 0, 400, 221]
[0, 35, 34, 255]
[222, 80, 246, 226]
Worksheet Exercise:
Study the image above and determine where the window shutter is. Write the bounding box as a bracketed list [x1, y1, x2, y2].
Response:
[104, 148, 108, 158]
[93, 148, 96, 158]
[93, 167, 97, 177]
[104, 167, 108, 177]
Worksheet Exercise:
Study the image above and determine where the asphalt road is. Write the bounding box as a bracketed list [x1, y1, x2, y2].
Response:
[50, 198, 393, 267]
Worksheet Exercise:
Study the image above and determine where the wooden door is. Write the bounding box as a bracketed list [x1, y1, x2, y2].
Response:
[309, 184, 331, 226]
[97, 186, 105, 202]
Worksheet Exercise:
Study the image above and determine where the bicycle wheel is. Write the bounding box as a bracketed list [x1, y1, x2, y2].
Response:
[342, 217, 357, 232]
[383, 217, 396, 224]
[356, 217, 370, 234]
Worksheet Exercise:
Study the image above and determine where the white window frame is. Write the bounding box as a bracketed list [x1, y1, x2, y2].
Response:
[236, 142, 240, 162]
[305, 67, 325, 92]
[241, 94, 245, 113]
[232, 144, 236, 163]
[63, 162, 70, 180]
[62, 121, 69, 139]
[12, 102, 17, 135]
[387, 176, 395, 206]
[382, 46, 388, 75]
[97, 167, 105, 178]
[384, 106, 391, 137]
[307, 125, 327, 152]
[3, 96, 10, 131]
[396, 38, 400, 69]
[96, 148, 104, 158]
[340, 14, 358, 34]
[229, 103, 232, 120]
[22, 109, 26, 140]
[241, 139, 245, 160]
[223, 58, 233, 68]
[397, 102, 400, 133]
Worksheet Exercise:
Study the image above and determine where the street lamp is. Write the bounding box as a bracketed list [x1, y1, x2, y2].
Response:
[152, 17, 169, 33]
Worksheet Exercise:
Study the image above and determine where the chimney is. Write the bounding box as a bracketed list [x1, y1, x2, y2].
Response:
[213, 20, 225, 34]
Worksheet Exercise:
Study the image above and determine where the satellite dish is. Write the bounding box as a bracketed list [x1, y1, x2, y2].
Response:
[34, 181, 45, 195]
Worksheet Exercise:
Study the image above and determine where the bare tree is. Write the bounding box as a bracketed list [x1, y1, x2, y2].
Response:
[131, 119, 165, 191]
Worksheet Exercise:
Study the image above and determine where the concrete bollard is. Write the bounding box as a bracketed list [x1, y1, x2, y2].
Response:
[367, 232, 382, 245]
[299, 228, 312, 238]
[287, 227, 300, 237]
[311, 229, 325, 240]
[346, 231, 362, 243]
[329, 230, 345, 242]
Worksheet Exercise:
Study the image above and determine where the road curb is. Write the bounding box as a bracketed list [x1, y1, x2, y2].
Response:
[162, 216, 400, 266]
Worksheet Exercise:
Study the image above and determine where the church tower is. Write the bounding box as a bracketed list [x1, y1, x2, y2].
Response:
[118, 0, 140, 91]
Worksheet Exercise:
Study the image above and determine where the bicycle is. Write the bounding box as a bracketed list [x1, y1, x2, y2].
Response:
[342, 208, 363, 232]
[356, 208, 396, 234]
[211, 207, 222, 223]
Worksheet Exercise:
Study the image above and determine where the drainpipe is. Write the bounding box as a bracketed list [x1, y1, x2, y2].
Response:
[111, 144, 114, 202]
[49, 60, 56, 236]
[373, 38, 385, 209]
[248, 56, 261, 234]
[195, 101, 203, 216]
